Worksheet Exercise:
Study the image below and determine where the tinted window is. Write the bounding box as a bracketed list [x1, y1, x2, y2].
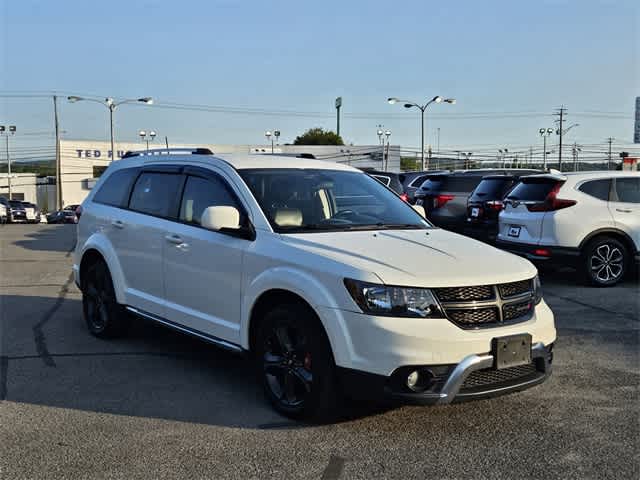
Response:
[615, 178, 640, 204]
[129, 172, 182, 218]
[471, 178, 513, 198]
[578, 179, 610, 201]
[421, 176, 483, 193]
[179, 175, 240, 226]
[94, 168, 140, 207]
[371, 175, 391, 186]
[410, 175, 430, 188]
[507, 179, 561, 201]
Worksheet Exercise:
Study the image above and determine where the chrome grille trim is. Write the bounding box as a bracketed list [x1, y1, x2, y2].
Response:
[434, 279, 535, 329]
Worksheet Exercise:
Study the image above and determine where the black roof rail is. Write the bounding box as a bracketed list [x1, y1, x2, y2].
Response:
[121, 147, 214, 159]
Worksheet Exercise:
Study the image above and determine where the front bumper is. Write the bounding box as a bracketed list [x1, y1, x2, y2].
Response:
[338, 342, 553, 405]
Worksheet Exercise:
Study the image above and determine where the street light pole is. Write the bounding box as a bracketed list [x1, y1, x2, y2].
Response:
[388, 96, 455, 171]
[0, 125, 16, 200]
[139, 130, 157, 151]
[68, 96, 153, 160]
[539, 128, 553, 170]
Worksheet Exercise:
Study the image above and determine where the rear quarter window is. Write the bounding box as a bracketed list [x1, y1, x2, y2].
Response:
[578, 179, 610, 201]
[93, 168, 140, 207]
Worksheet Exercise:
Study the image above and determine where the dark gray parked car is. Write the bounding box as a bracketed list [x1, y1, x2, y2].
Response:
[414, 169, 542, 233]
[398, 171, 449, 204]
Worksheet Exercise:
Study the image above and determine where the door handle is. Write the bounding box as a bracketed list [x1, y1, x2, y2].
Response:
[111, 220, 125, 229]
[165, 234, 184, 245]
[616, 208, 632, 213]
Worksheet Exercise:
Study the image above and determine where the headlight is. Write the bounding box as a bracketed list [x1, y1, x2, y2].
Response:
[533, 275, 542, 305]
[344, 279, 443, 318]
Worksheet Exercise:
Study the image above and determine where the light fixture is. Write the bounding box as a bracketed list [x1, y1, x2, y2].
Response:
[387, 97, 399, 105]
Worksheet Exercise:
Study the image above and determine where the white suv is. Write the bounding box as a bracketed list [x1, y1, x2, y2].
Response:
[74, 149, 556, 420]
[497, 171, 640, 286]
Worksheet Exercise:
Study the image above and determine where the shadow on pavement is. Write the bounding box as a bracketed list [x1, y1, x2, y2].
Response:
[1, 294, 391, 429]
[11, 224, 76, 253]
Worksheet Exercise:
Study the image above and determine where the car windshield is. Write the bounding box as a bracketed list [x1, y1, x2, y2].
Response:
[239, 168, 430, 233]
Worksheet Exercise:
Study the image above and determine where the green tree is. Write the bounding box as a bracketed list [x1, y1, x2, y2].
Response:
[293, 128, 344, 146]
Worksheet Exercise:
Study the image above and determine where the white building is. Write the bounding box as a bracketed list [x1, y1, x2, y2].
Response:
[0, 173, 38, 202]
[56, 139, 400, 206]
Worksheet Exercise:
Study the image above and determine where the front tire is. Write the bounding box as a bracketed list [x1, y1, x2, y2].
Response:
[255, 303, 340, 422]
[582, 236, 628, 287]
[82, 260, 130, 338]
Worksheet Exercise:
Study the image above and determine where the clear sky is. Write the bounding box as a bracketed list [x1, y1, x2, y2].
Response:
[0, 0, 638, 156]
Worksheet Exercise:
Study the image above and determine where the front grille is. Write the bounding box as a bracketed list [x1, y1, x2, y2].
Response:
[433, 285, 494, 302]
[460, 363, 539, 391]
[434, 279, 535, 329]
[498, 279, 532, 298]
[447, 307, 499, 326]
[503, 301, 533, 321]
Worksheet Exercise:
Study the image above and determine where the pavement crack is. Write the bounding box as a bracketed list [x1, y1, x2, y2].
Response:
[321, 455, 346, 480]
[32, 272, 74, 367]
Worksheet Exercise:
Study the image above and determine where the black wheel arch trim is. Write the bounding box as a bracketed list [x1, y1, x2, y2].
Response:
[578, 228, 638, 256]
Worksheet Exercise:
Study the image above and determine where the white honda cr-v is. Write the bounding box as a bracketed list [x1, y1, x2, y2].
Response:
[73, 149, 556, 420]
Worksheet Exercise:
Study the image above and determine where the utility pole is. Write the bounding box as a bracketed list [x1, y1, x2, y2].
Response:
[555, 106, 567, 171]
[606, 137, 614, 170]
[335, 97, 342, 137]
[436, 127, 440, 154]
[53, 95, 62, 210]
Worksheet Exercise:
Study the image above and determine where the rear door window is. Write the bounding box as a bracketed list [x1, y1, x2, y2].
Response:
[614, 178, 640, 203]
[506, 179, 560, 201]
[578, 179, 610, 201]
[93, 168, 140, 207]
[129, 172, 183, 218]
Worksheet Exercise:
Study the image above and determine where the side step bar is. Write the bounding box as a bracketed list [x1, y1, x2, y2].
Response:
[126, 306, 244, 354]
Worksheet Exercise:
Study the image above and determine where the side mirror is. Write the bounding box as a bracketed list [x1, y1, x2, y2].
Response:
[412, 204, 426, 218]
[201, 206, 240, 231]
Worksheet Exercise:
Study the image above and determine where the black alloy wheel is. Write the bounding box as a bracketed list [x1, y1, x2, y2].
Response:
[257, 303, 339, 421]
[82, 261, 129, 338]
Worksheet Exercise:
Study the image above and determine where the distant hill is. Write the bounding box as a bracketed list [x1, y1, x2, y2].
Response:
[0, 160, 56, 176]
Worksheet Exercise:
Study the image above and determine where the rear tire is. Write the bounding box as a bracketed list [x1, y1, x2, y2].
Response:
[82, 260, 130, 338]
[255, 303, 340, 422]
[582, 236, 628, 287]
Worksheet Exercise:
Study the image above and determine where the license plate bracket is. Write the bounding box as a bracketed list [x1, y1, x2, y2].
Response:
[508, 226, 521, 237]
[493, 334, 532, 370]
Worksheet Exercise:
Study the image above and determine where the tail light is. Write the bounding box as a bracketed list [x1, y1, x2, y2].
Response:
[526, 183, 576, 212]
[485, 200, 504, 212]
[435, 194, 455, 209]
[399, 192, 409, 203]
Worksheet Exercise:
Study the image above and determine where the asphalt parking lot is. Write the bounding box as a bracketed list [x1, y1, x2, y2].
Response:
[0, 224, 638, 479]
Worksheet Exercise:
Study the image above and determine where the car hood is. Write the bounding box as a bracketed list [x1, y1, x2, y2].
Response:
[282, 228, 536, 287]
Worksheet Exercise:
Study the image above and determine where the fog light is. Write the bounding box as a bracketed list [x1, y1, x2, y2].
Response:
[406, 369, 434, 392]
[407, 370, 420, 390]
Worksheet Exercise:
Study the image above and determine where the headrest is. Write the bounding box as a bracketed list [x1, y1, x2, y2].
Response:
[274, 208, 303, 227]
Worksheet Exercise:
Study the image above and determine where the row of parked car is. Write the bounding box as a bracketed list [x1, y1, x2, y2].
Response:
[364, 168, 639, 287]
[0, 196, 80, 224]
